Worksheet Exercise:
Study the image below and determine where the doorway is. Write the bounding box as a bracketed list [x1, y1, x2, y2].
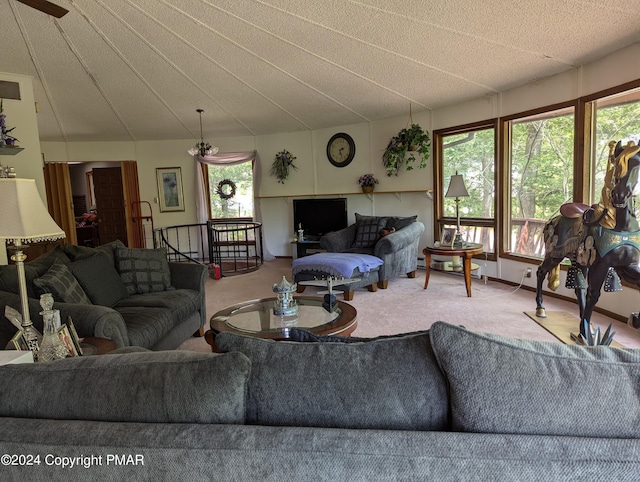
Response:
[44, 161, 143, 248]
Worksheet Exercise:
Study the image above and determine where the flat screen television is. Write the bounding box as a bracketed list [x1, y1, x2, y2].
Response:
[293, 198, 348, 240]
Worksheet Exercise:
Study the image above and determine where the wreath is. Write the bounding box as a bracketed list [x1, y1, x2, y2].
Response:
[216, 179, 236, 200]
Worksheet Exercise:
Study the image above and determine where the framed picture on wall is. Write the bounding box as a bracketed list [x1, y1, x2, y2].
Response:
[156, 167, 185, 212]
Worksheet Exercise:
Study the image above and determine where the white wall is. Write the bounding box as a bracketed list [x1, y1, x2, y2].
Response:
[0, 72, 43, 265]
[35, 42, 640, 321]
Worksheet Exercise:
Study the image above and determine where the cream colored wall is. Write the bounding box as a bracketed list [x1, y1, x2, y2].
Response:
[0, 73, 43, 265]
[35, 42, 640, 322]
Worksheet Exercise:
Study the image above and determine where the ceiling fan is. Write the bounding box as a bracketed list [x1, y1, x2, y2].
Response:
[17, 0, 68, 18]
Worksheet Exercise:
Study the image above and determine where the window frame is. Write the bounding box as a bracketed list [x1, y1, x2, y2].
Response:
[499, 100, 580, 263]
[433, 119, 498, 261]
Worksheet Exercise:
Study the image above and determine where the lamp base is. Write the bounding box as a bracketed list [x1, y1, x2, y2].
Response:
[452, 232, 464, 248]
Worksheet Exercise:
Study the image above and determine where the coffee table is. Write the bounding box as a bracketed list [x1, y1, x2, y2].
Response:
[205, 296, 357, 352]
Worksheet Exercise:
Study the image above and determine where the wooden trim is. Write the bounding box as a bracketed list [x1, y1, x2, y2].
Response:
[43, 162, 77, 245]
[121, 161, 143, 248]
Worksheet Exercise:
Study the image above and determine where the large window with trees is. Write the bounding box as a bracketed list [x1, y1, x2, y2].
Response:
[505, 105, 575, 259]
[589, 87, 640, 204]
[435, 121, 496, 254]
[205, 161, 254, 219]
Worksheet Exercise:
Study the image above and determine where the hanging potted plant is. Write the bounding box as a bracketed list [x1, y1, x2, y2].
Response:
[270, 149, 297, 184]
[357, 173, 379, 193]
[382, 123, 430, 176]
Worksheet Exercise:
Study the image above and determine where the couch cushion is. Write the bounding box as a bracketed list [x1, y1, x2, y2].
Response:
[33, 262, 92, 304]
[115, 306, 176, 348]
[429, 321, 640, 438]
[115, 247, 173, 295]
[64, 239, 125, 264]
[68, 252, 130, 307]
[215, 331, 449, 431]
[352, 214, 388, 248]
[0, 350, 250, 424]
[0, 245, 70, 297]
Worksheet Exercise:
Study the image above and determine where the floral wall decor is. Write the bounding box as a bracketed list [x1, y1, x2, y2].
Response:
[0, 99, 19, 147]
[270, 149, 297, 184]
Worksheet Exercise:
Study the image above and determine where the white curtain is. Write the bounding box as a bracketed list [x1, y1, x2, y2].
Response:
[195, 150, 274, 261]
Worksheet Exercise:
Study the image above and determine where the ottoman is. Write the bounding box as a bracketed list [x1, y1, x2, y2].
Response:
[292, 253, 383, 301]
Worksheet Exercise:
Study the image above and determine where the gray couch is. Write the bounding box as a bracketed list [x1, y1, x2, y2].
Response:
[320, 214, 424, 288]
[0, 242, 207, 350]
[0, 322, 638, 481]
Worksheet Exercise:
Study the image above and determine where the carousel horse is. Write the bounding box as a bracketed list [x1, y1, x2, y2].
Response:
[535, 140, 640, 337]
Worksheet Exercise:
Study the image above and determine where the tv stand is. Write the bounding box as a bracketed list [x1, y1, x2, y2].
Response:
[292, 240, 325, 259]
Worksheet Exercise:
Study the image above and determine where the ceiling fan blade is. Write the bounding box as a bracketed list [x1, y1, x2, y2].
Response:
[17, 0, 69, 18]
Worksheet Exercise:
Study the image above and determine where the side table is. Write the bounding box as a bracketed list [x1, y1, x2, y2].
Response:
[423, 243, 484, 297]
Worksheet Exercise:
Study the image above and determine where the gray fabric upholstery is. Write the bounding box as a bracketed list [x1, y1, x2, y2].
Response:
[1, 420, 638, 481]
[0, 351, 249, 424]
[321, 218, 424, 283]
[116, 247, 173, 295]
[63, 239, 125, 264]
[429, 322, 640, 438]
[352, 215, 387, 248]
[33, 262, 92, 304]
[68, 252, 130, 307]
[215, 331, 449, 430]
[0, 245, 71, 298]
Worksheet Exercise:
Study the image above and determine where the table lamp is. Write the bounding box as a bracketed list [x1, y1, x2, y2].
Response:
[0, 178, 66, 357]
[445, 171, 469, 248]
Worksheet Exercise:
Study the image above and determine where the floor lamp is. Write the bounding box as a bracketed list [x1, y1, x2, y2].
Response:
[0, 179, 66, 357]
[445, 171, 469, 249]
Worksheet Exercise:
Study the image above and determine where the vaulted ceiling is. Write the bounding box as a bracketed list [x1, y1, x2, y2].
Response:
[2, 0, 640, 143]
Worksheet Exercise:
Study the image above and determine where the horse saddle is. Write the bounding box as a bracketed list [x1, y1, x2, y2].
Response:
[560, 202, 592, 219]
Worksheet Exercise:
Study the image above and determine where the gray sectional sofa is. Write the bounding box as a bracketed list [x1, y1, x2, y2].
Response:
[0, 241, 207, 350]
[0, 322, 638, 481]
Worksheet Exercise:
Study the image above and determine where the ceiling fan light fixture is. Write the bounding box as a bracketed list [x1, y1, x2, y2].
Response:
[188, 108, 218, 158]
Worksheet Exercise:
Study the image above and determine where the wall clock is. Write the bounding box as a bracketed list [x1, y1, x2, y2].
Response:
[326, 133, 355, 167]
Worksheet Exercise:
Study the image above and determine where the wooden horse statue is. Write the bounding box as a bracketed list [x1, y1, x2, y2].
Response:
[535, 140, 640, 337]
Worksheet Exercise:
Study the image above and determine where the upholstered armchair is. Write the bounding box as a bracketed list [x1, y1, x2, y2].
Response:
[320, 214, 425, 288]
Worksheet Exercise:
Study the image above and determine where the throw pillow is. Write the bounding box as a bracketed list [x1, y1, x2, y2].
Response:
[429, 322, 640, 438]
[215, 331, 449, 431]
[64, 239, 126, 264]
[68, 252, 130, 307]
[386, 215, 418, 231]
[0, 245, 71, 297]
[0, 350, 250, 424]
[33, 262, 92, 304]
[352, 213, 388, 248]
[116, 247, 173, 295]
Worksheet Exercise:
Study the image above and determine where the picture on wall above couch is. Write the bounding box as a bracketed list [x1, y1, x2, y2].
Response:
[156, 167, 185, 212]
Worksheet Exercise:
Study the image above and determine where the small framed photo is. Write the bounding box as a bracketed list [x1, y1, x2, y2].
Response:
[66, 318, 84, 356]
[57, 325, 79, 357]
[156, 167, 185, 212]
[10, 331, 28, 351]
[441, 227, 456, 247]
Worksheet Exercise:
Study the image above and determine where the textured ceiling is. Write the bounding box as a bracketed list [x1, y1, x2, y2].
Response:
[2, 0, 640, 142]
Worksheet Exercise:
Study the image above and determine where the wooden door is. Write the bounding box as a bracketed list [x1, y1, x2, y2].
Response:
[43, 162, 77, 246]
[93, 167, 128, 246]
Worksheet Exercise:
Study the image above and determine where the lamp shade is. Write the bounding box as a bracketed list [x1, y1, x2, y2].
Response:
[0, 179, 66, 245]
[445, 173, 469, 198]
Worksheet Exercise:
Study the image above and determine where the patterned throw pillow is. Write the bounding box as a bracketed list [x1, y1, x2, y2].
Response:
[116, 248, 173, 295]
[33, 262, 92, 304]
[352, 215, 388, 248]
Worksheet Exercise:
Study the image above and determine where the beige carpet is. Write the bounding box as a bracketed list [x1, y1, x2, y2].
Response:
[178, 258, 640, 352]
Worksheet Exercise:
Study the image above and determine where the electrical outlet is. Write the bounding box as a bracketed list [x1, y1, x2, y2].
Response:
[526, 267, 532, 278]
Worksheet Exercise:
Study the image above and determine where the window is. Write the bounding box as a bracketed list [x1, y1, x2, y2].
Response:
[435, 121, 497, 254]
[206, 161, 254, 219]
[589, 87, 640, 205]
[506, 105, 575, 259]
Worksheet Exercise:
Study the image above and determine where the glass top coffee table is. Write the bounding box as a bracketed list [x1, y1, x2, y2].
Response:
[206, 296, 357, 350]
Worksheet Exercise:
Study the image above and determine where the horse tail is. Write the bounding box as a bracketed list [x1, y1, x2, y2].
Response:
[548, 264, 561, 291]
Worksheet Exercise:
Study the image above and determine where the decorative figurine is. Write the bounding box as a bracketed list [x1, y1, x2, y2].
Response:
[273, 276, 298, 316]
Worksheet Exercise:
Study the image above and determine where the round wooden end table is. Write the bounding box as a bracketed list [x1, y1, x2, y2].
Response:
[423, 243, 484, 297]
